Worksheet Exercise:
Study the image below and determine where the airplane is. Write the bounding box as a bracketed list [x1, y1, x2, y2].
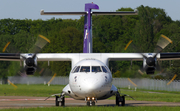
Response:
[1, 3, 180, 106]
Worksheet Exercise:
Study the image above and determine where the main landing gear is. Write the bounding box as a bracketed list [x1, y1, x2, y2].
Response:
[55, 93, 65, 106]
[86, 97, 96, 106]
[116, 92, 125, 106]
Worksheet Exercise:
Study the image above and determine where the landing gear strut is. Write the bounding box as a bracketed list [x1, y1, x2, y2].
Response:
[55, 93, 65, 106]
[116, 92, 125, 106]
[86, 97, 96, 106]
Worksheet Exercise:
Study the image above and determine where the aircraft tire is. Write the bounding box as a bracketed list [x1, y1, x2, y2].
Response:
[116, 95, 119, 106]
[87, 101, 90, 106]
[55, 96, 59, 106]
[121, 96, 125, 106]
[92, 101, 95, 106]
[61, 96, 65, 106]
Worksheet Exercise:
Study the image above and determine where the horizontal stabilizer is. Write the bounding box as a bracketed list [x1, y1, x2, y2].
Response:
[91, 11, 138, 15]
[41, 10, 87, 15]
[41, 10, 138, 16]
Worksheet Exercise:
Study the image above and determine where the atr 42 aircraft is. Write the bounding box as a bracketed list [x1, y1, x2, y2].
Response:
[1, 3, 180, 106]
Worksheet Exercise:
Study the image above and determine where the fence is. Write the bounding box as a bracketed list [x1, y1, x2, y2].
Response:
[2, 76, 180, 91]
[113, 78, 180, 91]
[7, 76, 69, 85]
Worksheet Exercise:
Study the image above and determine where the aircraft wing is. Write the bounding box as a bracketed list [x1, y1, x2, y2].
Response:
[159, 52, 180, 60]
[105, 53, 180, 61]
[0, 52, 180, 71]
[0, 53, 20, 61]
[0, 52, 180, 65]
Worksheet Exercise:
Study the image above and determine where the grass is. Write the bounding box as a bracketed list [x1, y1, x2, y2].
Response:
[1, 84, 180, 110]
[1, 106, 180, 111]
[119, 87, 180, 94]
[1, 84, 180, 102]
[109, 89, 180, 102]
[0, 84, 65, 97]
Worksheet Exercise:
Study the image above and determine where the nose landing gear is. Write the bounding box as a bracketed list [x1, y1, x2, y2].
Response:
[85, 97, 96, 106]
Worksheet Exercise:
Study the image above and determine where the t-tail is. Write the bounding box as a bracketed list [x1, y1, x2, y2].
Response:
[41, 3, 138, 53]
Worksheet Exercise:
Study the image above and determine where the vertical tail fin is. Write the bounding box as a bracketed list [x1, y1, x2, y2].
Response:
[83, 3, 99, 53]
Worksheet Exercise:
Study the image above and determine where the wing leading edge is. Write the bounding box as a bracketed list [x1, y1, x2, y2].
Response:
[1, 53, 180, 61]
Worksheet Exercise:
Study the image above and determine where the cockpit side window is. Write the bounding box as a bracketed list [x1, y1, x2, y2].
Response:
[101, 66, 108, 73]
[80, 66, 90, 72]
[92, 66, 102, 72]
[105, 66, 111, 72]
[71, 66, 77, 73]
[73, 66, 80, 73]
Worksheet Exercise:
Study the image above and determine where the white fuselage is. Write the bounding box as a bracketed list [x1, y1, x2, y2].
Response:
[63, 59, 117, 100]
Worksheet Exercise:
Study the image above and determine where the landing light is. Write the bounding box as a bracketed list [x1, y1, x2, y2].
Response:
[92, 97, 95, 100]
[87, 97, 90, 100]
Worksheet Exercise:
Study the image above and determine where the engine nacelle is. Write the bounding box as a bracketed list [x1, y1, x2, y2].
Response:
[145, 67, 155, 74]
[25, 67, 36, 75]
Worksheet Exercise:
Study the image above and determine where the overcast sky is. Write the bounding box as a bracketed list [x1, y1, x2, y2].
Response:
[0, 0, 179, 21]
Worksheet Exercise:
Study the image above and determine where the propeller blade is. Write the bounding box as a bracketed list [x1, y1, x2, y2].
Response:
[30, 35, 50, 54]
[154, 34, 172, 57]
[124, 40, 133, 51]
[156, 60, 161, 71]
[2, 42, 20, 53]
[2, 42, 11, 52]
[124, 40, 147, 59]
[152, 35, 172, 73]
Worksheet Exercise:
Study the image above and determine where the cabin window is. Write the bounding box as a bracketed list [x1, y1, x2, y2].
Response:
[80, 66, 90, 72]
[73, 66, 80, 73]
[101, 66, 108, 73]
[92, 66, 102, 72]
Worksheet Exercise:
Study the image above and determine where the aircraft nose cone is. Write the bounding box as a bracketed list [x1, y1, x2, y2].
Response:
[84, 78, 98, 85]
[83, 78, 99, 93]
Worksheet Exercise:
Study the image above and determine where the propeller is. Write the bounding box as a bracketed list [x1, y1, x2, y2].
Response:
[22, 35, 50, 75]
[125, 34, 172, 74]
[3, 35, 50, 75]
[144, 35, 172, 67]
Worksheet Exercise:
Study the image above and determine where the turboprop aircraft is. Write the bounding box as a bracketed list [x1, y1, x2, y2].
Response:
[1, 3, 180, 106]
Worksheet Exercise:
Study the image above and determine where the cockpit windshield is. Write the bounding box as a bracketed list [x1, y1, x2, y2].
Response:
[92, 66, 102, 72]
[80, 66, 90, 72]
[72, 65, 109, 73]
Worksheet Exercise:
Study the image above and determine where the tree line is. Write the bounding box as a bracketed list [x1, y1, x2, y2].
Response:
[0, 5, 180, 80]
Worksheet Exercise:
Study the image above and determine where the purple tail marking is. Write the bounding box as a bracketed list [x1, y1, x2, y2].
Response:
[83, 3, 99, 53]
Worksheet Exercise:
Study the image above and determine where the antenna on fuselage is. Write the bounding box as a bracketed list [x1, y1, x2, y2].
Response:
[40, 3, 138, 53]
